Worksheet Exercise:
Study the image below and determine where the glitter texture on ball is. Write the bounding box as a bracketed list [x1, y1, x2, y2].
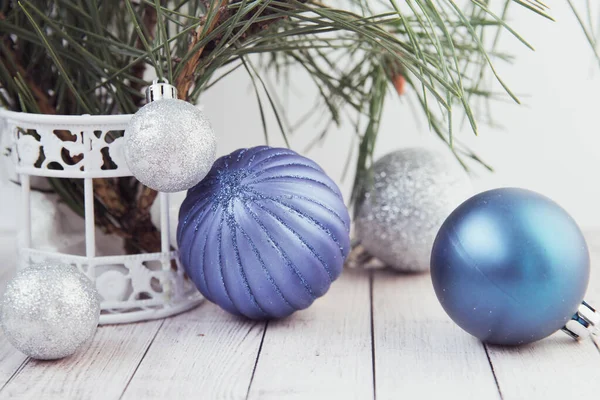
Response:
[177, 146, 351, 319]
[354, 148, 472, 272]
[0, 263, 101, 360]
[124, 99, 217, 193]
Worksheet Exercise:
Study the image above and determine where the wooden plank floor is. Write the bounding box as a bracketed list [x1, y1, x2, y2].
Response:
[1, 232, 600, 399]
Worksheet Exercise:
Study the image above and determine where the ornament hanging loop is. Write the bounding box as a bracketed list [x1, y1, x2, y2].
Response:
[146, 79, 178, 103]
[562, 301, 600, 340]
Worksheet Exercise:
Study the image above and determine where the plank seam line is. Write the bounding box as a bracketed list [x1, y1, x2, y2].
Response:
[118, 319, 166, 400]
[245, 321, 268, 400]
[0, 357, 30, 394]
[370, 270, 377, 400]
[484, 344, 503, 400]
[591, 335, 600, 355]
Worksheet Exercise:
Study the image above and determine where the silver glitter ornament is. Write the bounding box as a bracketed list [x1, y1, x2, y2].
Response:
[124, 80, 217, 193]
[0, 263, 101, 360]
[354, 148, 472, 272]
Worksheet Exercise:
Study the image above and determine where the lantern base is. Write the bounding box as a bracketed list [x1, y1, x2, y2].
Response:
[2, 109, 203, 324]
[99, 294, 203, 325]
[20, 248, 203, 325]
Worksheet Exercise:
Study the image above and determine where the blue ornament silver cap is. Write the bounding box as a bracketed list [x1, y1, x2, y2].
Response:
[431, 188, 597, 345]
[146, 79, 178, 102]
[562, 301, 600, 340]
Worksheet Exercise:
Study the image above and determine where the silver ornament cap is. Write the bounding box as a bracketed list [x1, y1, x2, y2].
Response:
[146, 79, 178, 102]
[124, 79, 217, 193]
[0, 263, 101, 360]
[354, 147, 472, 272]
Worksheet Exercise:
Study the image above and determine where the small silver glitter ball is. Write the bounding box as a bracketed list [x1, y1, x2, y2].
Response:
[124, 99, 217, 192]
[0, 263, 101, 360]
[354, 148, 472, 272]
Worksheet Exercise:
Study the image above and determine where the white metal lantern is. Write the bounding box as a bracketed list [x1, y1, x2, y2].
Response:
[0, 109, 203, 324]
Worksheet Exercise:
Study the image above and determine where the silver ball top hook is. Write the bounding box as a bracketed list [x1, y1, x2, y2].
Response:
[145, 78, 178, 103]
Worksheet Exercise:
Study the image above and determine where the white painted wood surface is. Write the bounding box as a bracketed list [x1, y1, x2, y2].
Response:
[0, 235, 27, 389]
[1, 321, 163, 399]
[247, 269, 373, 400]
[121, 304, 265, 400]
[0, 330, 26, 390]
[0, 233, 600, 399]
[484, 231, 600, 399]
[372, 270, 501, 400]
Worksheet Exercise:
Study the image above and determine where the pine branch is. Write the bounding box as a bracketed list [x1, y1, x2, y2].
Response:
[0, 35, 54, 114]
[130, 3, 159, 105]
[568, 0, 600, 69]
[0, 0, 594, 254]
[175, 0, 229, 98]
[2, 0, 164, 253]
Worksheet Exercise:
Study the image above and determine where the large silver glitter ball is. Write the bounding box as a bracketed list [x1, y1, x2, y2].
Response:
[124, 99, 217, 192]
[354, 148, 472, 272]
[0, 263, 101, 360]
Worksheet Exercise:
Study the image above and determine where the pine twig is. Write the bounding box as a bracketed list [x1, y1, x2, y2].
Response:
[130, 4, 158, 105]
[0, 36, 54, 114]
[175, 0, 229, 99]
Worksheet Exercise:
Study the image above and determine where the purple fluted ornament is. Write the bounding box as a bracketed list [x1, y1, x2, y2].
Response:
[177, 146, 351, 319]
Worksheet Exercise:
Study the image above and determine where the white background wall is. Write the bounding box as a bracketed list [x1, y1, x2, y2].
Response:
[2, 2, 600, 232]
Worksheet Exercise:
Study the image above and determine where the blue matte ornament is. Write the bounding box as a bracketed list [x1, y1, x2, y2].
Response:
[431, 188, 600, 345]
[177, 146, 351, 319]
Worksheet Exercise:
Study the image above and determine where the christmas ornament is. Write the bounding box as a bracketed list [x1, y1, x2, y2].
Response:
[0, 263, 101, 359]
[124, 79, 217, 192]
[354, 148, 471, 272]
[431, 188, 600, 345]
[177, 146, 351, 319]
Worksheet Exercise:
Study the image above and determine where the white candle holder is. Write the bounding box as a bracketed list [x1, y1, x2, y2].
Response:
[0, 109, 203, 324]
